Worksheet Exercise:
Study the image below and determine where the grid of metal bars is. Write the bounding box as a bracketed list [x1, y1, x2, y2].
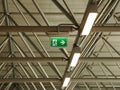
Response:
[0, 0, 120, 90]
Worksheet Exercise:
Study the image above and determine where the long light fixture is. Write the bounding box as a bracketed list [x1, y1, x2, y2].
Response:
[81, 12, 98, 35]
[67, 47, 81, 71]
[62, 77, 70, 88]
[70, 53, 81, 67]
[81, 2, 98, 35]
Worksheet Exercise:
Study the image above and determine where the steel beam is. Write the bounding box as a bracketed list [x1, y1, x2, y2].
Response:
[72, 78, 120, 82]
[92, 26, 120, 32]
[0, 78, 120, 83]
[52, 0, 79, 26]
[0, 26, 120, 32]
[16, 0, 41, 26]
[0, 26, 73, 32]
[79, 57, 120, 63]
[0, 57, 67, 63]
[0, 78, 61, 83]
[1, 57, 120, 63]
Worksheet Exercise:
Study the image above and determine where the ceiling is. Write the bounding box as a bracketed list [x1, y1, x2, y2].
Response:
[0, 0, 120, 90]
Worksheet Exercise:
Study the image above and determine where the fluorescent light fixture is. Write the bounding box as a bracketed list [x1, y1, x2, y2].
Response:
[81, 12, 98, 35]
[70, 53, 81, 67]
[62, 77, 70, 88]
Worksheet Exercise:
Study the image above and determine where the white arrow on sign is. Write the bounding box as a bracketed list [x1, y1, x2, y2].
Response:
[60, 40, 65, 45]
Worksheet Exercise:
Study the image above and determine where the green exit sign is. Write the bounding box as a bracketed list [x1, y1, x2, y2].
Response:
[50, 37, 67, 47]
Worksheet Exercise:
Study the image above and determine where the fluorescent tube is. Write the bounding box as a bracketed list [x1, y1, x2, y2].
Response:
[81, 12, 98, 35]
[62, 77, 70, 88]
[70, 53, 81, 67]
